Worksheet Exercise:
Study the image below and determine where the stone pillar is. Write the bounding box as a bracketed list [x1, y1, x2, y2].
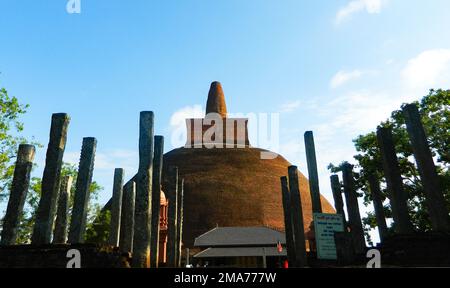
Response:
[341, 163, 366, 255]
[119, 181, 136, 253]
[366, 173, 389, 243]
[403, 104, 450, 232]
[32, 113, 70, 245]
[304, 131, 322, 214]
[1, 144, 35, 245]
[109, 168, 124, 246]
[150, 136, 164, 268]
[176, 178, 184, 268]
[330, 175, 346, 221]
[68, 137, 97, 244]
[132, 111, 154, 268]
[280, 176, 297, 267]
[186, 248, 190, 266]
[287, 166, 307, 267]
[334, 232, 356, 265]
[376, 127, 414, 234]
[166, 166, 178, 268]
[53, 176, 73, 244]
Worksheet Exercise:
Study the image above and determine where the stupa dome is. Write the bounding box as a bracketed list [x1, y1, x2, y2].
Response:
[162, 82, 335, 248]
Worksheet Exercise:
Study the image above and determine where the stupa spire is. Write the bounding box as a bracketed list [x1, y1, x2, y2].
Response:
[206, 81, 227, 118]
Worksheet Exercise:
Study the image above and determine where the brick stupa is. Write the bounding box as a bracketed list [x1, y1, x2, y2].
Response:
[163, 81, 335, 248]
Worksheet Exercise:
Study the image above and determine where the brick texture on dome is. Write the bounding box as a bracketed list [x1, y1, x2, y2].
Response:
[162, 147, 335, 248]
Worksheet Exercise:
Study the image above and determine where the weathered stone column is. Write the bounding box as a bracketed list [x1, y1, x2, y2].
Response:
[304, 131, 322, 214]
[132, 111, 154, 268]
[330, 175, 346, 221]
[119, 181, 136, 253]
[403, 104, 450, 232]
[150, 136, 164, 268]
[1, 144, 35, 245]
[109, 168, 124, 246]
[334, 232, 356, 265]
[53, 176, 73, 244]
[280, 176, 297, 267]
[377, 127, 414, 234]
[341, 163, 366, 255]
[366, 173, 389, 243]
[32, 113, 70, 245]
[68, 137, 97, 244]
[287, 166, 307, 267]
[176, 178, 185, 268]
[166, 166, 178, 268]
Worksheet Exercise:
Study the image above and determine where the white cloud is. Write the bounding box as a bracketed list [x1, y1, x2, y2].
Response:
[302, 48, 450, 245]
[324, 90, 398, 133]
[330, 70, 364, 88]
[62, 151, 80, 166]
[169, 105, 205, 148]
[279, 139, 303, 165]
[336, 0, 388, 24]
[402, 49, 450, 91]
[170, 105, 205, 127]
[279, 100, 302, 113]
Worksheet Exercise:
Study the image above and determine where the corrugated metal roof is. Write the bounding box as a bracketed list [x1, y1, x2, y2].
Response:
[194, 227, 286, 247]
[194, 247, 287, 258]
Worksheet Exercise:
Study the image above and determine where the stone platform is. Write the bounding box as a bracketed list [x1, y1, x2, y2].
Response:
[0, 244, 130, 268]
[380, 232, 450, 267]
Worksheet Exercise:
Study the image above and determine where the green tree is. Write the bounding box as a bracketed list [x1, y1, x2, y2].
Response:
[0, 83, 107, 244]
[0, 85, 31, 201]
[16, 162, 104, 244]
[85, 208, 110, 244]
[330, 89, 450, 240]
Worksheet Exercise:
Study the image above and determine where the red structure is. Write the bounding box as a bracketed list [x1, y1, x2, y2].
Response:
[159, 190, 169, 264]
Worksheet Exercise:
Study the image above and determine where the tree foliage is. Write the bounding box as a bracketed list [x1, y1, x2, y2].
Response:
[15, 162, 104, 244]
[85, 208, 110, 245]
[330, 89, 450, 239]
[0, 86, 31, 201]
[0, 83, 105, 244]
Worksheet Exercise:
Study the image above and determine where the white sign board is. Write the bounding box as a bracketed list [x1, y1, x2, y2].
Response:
[313, 213, 345, 260]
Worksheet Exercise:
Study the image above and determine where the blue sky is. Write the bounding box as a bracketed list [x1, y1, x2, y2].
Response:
[1, 0, 450, 243]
